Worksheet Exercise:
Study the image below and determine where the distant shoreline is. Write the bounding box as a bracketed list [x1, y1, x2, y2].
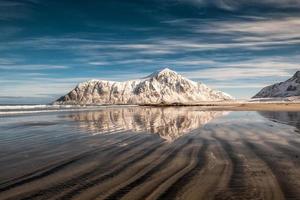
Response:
[140, 101, 300, 110]
[53, 101, 300, 111]
[2, 101, 300, 115]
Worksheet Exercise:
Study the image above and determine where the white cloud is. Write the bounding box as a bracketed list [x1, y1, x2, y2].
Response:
[210, 83, 267, 89]
[179, 0, 300, 10]
[206, 17, 300, 41]
[174, 60, 217, 65]
[184, 67, 290, 81]
[0, 64, 69, 70]
[88, 61, 109, 66]
[164, 17, 300, 49]
[180, 57, 299, 92]
[0, 71, 148, 98]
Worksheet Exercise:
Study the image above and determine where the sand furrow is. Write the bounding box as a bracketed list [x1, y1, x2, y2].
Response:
[0, 133, 139, 183]
[100, 138, 194, 200]
[172, 138, 232, 200]
[118, 139, 204, 200]
[0, 135, 155, 200]
[54, 141, 165, 200]
[152, 139, 208, 200]
[245, 141, 300, 200]
[213, 131, 284, 200]
[0, 134, 139, 191]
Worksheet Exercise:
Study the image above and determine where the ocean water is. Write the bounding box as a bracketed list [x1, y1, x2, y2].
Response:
[0, 106, 300, 200]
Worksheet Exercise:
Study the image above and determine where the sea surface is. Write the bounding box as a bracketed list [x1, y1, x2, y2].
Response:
[0, 105, 300, 200]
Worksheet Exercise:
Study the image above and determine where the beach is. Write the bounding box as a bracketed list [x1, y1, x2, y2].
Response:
[0, 105, 300, 200]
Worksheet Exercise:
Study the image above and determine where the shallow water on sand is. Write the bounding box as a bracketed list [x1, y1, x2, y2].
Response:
[1, 106, 300, 200]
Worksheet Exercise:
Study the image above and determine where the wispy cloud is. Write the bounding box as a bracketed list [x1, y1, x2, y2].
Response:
[202, 17, 300, 43]
[0, 64, 69, 70]
[182, 57, 299, 79]
[0, 70, 148, 99]
[184, 67, 290, 81]
[179, 0, 300, 10]
[0, 0, 36, 21]
[164, 17, 300, 49]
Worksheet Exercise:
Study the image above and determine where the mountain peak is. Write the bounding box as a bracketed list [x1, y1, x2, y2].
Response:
[147, 67, 178, 79]
[253, 70, 300, 98]
[158, 68, 176, 74]
[293, 71, 300, 78]
[55, 68, 233, 105]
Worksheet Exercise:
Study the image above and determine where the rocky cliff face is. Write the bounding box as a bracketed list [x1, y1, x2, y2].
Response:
[253, 71, 300, 99]
[55, 68, 232, 105]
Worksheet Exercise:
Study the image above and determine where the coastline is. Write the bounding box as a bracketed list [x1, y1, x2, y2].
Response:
[139, 101, 300, 111]
[1, 101, 300, 116]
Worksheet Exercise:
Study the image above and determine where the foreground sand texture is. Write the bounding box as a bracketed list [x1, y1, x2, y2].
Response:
[1, 106, 300, 200]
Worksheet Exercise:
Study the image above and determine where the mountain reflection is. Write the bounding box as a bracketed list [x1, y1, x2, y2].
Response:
[68, 107, 226, 141]
[259, 111, 300, 131]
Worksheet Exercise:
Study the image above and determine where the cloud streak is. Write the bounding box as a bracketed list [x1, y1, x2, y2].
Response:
[0, 64, 69, 70]
[179, 0, 300, 10]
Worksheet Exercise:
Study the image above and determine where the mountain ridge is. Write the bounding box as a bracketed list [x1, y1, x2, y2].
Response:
[55, 68, 233, 105]
[253, 71, 300, 99]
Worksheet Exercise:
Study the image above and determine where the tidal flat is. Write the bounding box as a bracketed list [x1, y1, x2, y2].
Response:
[1, 106, 300, 200]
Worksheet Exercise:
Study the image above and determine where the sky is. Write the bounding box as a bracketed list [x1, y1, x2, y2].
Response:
[0, 0, 300, 104]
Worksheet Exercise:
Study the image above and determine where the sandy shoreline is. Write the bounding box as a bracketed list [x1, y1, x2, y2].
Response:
[140, 102, 300, 111]
[2, 102, 300, 116]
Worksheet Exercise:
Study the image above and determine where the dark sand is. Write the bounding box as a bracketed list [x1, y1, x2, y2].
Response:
[1, 106, 300, 200]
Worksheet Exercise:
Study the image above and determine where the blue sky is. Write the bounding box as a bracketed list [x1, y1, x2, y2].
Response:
[1, 0, 300, 103]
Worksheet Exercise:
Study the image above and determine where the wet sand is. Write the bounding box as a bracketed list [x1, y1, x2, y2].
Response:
[143, 101, 300, 111]
[1, 106, 300, 200]
[219, 102, 300, 111]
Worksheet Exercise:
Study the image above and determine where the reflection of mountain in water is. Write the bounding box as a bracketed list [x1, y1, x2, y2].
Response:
[259, 111, 300, 131]
[69, 107, 225, 141]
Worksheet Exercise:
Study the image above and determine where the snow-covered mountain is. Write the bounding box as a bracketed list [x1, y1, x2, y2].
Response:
[253, 71, 300, 99]
[55, 68, 233, 105]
